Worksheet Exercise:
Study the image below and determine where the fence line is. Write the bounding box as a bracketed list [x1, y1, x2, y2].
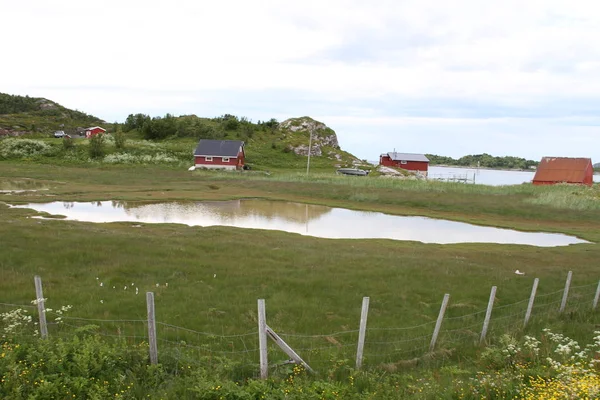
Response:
[0, 272, 598, 377]
[0, 301, 36, 309]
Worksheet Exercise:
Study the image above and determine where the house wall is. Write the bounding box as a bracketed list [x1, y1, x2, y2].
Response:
[85, 128, 106, 138]
[194, 155, 239, 170]
[584, 163, 594, 185]
[533, 163, 594, 186]
[379, 156, 429, 172]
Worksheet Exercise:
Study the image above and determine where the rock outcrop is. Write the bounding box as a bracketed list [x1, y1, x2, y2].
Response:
[279, 117, 340, 156]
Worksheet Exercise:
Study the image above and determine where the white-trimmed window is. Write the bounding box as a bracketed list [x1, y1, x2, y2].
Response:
[222, 157, 230, 162]
[400, 160, 408, 165]
[205, 156, 213, 162]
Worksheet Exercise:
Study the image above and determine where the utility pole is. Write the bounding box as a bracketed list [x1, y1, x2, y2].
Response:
[306, 128, 313, 176]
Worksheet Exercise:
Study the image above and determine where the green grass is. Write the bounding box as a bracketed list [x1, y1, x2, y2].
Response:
[0, 132, 360, 172]
[1, 162, 599, 373]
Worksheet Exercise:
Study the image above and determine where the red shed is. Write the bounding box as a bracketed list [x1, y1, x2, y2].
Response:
[533, 157, 593, 186]
[379, 152, 429, 174]
[194, 139, 245, 170]
[85, 126, 106, 138]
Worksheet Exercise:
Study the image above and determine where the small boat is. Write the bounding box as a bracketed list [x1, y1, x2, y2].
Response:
[337, 168, 369, 176]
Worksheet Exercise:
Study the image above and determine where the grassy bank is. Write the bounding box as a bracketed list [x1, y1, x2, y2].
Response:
[1, 162, 599, 370]
[2, 325, 600, 399]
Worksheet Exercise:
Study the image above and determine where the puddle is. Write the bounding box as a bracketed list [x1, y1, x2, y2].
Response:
[0, 179, 49, 193]
[9, 200, 590, 247]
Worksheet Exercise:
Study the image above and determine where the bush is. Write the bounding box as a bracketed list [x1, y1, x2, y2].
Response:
[62, 136, 74, 151]
[0, 138, 51, 159]
[114, 131, 126, 150]
[0, 328, 152, 399]
[103, 153, 178, 164]
[88, 134, 105, 159]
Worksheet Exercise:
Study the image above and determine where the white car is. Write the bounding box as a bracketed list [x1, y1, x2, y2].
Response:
[54, 131, 66, 138]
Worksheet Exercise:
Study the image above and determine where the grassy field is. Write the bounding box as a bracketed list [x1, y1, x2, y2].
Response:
[1, 162, 600, 377]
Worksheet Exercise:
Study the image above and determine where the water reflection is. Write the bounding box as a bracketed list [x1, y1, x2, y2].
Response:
[10, 200, 589, 247]
[0, 179, 49, 193]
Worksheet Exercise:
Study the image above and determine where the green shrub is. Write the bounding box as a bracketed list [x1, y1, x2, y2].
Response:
[0, 138, 51, 159]
[88, 134, 105, 159]
[114, 131, 126, 150]
[0, 328, 153, 399]
[103, 153, 178, 164]
[62, 136, 74, 151]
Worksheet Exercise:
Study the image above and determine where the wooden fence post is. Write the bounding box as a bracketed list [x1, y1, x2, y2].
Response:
[559, 271, 572, 314]
[524, 278, 539, 327]
[594, 281, 600, 310]
[355, 297, 370, 370]
[258, 299, 268, 379]
[480, 286, 497, 345]
[146, 292, 158, 365]
[429, 293, 450, 352]
[34, 275, 48, 339]
[266, 326, 314, 374]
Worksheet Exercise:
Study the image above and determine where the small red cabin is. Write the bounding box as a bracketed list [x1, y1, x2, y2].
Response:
[85, 126, 106, 138]
[379, 152, 429, 174]
[533, 157, 593, 186]
[194, 139, 245, 170]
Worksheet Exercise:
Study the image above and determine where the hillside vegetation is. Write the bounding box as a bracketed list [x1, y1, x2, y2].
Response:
[0, 93, 103, 135]
[0, 98, 363, 171]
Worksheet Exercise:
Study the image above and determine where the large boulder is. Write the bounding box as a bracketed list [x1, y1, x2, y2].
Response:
[279, 116, 340, 156]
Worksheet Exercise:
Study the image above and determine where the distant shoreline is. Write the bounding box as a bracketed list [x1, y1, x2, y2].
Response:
[429, 164, 535, 173]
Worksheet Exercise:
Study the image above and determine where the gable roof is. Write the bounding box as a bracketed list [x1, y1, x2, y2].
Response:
[386, 152, 429, 162]
[194, 139, 244, 157]
[533, 157, 592, 183]
[85, 126, 106, 131]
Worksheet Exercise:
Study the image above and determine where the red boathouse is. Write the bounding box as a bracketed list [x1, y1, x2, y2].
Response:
[194, 139, 245, 170]
[533, 157, 593, 186]
[379, 152, 429, 174]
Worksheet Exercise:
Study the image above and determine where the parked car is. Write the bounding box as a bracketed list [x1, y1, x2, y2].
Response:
[54, 130, 66, 138]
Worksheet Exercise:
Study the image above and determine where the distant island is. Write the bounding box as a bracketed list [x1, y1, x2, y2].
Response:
[425, 154, 538, 170]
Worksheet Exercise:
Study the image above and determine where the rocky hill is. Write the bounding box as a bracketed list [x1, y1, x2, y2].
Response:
[252, 116, 363, 168]
[0, 92, 104, 137]
[121, 112, 363, 169]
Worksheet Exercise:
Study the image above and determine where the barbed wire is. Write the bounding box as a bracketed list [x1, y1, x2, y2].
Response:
[157, 322, 257, 338]
[277, 329, 359, 338]
[0, 301, 37, 309]
[54, 315, 146, 323]
[366, 334, 432, 346]
[158, 338, 260, 355]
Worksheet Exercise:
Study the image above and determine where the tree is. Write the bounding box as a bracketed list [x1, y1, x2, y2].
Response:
[88, 134, 105, 159]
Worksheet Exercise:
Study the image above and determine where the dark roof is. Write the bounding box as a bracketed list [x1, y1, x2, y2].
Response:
[385, 152, 429, 162]
[533, 157, 592, 183]
[194, 140, 244, 157]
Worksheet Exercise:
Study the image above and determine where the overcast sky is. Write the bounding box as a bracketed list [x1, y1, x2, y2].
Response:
[2, 0, 599, 161]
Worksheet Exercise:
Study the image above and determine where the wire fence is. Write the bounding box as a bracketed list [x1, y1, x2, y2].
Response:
[1, 273, 600, 377]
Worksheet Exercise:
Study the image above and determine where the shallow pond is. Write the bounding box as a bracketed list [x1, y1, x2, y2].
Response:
[10, 200, 589, 247]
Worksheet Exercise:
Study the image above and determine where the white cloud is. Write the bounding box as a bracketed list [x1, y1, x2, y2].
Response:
[1, 0, 600, 160]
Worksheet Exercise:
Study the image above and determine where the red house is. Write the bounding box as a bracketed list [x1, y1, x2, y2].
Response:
[85, 126, 106, 138]
[379, 152, 429, 174]
[194, 139, 245, 170]
[533, 157, 593, 186]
